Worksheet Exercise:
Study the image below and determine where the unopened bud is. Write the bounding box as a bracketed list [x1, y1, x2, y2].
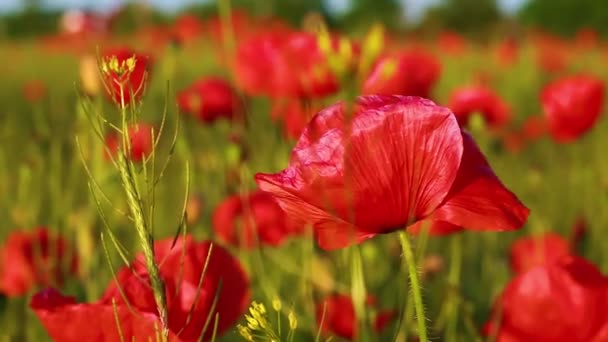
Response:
[185, 195, 203, 226]
[125, 56, 137, 72]
[80, 54, 100, 96]
[288, 310, 297, 330]
[272, 297, 282, 312]
[422, 254, 444, 279]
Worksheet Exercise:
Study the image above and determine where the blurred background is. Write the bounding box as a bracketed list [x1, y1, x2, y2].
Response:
[0, 0, 605, 40]
[2, 0, 608, 341]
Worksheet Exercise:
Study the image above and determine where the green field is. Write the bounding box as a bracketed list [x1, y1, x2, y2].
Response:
[1, 15, 607, 342]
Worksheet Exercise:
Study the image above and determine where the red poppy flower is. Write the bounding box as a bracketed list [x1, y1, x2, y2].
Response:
[23, 80, 47, 103]
[31, 236, 250, 341]
[541, 75, 604, 143]
[532, 34, 570, 74]
[31, 288, 181, 341]
[575, 28, 598, 50]
[447, 85, 511, 129]
[206, 10, 257, 44]
[501, 130, 526, 154]
[408, 220, 466, 236]
[521, 115, 547, 141]
[362, 50, 441, 99]
[316, 294, 394, 340]
[135, 26, 172, 52]
[495, 38, 519, 66]
[234, 30, 339, 99]
[484, 255, 608, 342]
[509, 233, 572, 274]
[104, 122, 154, 162]
[172, 15, 204, 45]
[177, 77, 238, 123]
[0, 228, 77, 297]
[213, 191, 299, 249]
[438, 31, 467, 55]
[255, 95, 529, 250]
[101, 47, 151, 106]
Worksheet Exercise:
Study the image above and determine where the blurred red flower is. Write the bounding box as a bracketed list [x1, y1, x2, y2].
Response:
[206, 10, 258, 44]
[495, 38, 519, 66]
[575, 28, 599, 50]
[438, 31, 467, 55]
[0, 228, 77, 297]
[177, 77, 239, 123]
[541, 74, 604, 143]
[101, 47, 151, 106]
[485, 255, 608, 342]
[316, 294, 394, 340]
[533, 34, 570, 74]
[104, 122, 154, 163]
[520, 115, 547, 141]
[362, 50, 441, 99]
[234, 30, 339, 99]
[213, 191, 300, 249]
[23, 80, 47, 103]
[135, 26, 173, 52]
[447, 85, 511, 129]
[509, 233, 572, 274]
[501, 130, 526, 154]
[31, 236, 250, 341]
[255, 96, 529, 250]
[270, 99, 317, 139]
[172, 15, 204, 45]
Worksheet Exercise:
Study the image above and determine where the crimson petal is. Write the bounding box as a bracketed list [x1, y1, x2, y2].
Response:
[257, 96, 463, 250]
[431, 132, 529, 231]
[31, 288, 175, 341]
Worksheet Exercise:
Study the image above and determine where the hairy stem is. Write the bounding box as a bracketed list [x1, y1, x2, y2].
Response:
[117, 94, 168, 337]
[399, 231, 428, 342]
[446, 234, 462, 342]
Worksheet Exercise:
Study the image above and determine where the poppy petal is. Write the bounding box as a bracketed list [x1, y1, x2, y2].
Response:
[31, 288, 173, 341]
[432, 132, 529, 231]
[257, 96, 463, 249]
[408, 220, 465, 236]
[253, 175, 369, 250]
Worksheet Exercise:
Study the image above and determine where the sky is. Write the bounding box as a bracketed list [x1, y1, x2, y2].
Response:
[0, 0, 528, 21]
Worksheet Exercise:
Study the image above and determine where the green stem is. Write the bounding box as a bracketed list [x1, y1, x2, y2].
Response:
[116, 153, 167, 333]
[116, 93, 168, 337]
[398, 231, 428, 342]
[403, 224, 430, 339]
[351, 246, 370, 342]
[218, 0, 236, 76]
[445, 234, 462, 342]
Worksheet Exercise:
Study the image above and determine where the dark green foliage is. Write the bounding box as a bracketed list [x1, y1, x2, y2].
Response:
[0, 9, 62, 38]
[335, 0, 403, 33]
[420, 0, 502, 36]
[519, 0, 608, 37]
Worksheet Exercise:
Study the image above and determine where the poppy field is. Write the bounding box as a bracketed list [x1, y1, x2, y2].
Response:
[2, 4, 608, 342]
